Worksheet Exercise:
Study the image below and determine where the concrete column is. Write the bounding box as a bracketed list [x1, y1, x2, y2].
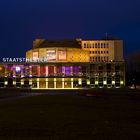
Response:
[46, 78, 48, 88]
[62, 78, 64, 89]
[71, 78, 73, 88]
[37, 78, 39, 88]
[54, 78, 56, 89]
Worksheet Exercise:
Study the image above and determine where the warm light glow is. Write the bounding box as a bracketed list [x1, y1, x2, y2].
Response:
[112, 81, 115, 85]
[32, 88, 79, 90]
[0, 67, 3, 71]
[13, 81, 16, 85]
[5, 81, 8, 85]
[87, 80, 90, 85]
[37, 78, 39, 88]
[103, 81, 107, 85]
[54, 78, 56, 88]
[120, 81, 124, 85]
[95, 81, 98, 85]
[78, 79, 82, 85]
[21, 80, 24, 85]
[71, 78, 74, 88]
[29, 79, 32, 85]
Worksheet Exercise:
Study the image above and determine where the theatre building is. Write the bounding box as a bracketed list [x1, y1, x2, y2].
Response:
[0, 38, 125, 89]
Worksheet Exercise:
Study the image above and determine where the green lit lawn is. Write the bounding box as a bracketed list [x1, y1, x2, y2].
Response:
[0, 91, 140, 140]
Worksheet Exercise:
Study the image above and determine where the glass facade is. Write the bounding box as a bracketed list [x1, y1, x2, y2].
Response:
[0, 62, 125, 89]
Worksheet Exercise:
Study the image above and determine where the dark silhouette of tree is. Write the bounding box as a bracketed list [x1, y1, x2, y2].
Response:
[126, 51, 140, 88]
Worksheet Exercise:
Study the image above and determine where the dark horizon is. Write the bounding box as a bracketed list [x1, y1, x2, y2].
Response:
[0, 0, 140, 58]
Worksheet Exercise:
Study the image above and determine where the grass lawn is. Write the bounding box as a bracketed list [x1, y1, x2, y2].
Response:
[0, 91, 140, 140]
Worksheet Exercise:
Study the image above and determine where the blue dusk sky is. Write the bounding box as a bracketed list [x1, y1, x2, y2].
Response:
[0, 0, 140, 58]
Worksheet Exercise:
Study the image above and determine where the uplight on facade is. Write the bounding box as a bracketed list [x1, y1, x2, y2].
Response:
[120, 81, 124, 85]
[112, 81, 115, 85]
[78, 79, 82, 85]
[87, 79, 90, 85]
[4, 81, 8, 85]
[103, 81, 107, 85]
[95, 81, 99, 85]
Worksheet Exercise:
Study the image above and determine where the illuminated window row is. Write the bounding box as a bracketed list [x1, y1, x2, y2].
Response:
[90, 51, 109, 54]
[90, 56, 109, 62]
[84, 43, 109, 49]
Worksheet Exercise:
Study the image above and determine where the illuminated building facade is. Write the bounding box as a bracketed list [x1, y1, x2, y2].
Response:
[0, 39, 125, 89]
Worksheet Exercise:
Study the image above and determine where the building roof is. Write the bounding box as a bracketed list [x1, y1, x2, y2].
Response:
[33, 39, 82, 49]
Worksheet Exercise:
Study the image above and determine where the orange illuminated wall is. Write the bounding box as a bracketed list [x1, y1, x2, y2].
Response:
[26, 48, 90, 62]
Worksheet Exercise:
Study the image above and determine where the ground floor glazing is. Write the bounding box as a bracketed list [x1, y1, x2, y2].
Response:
[0, 77, 124, 89]
[0, 62, 125, 89]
